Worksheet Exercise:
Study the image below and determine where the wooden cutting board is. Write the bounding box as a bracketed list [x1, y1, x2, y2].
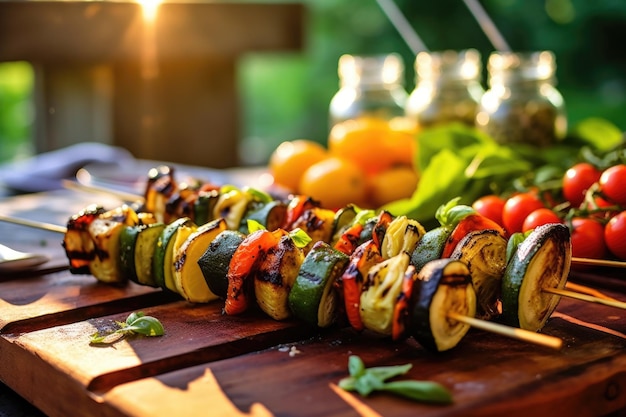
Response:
[2, 190, 626, 416]
[1, 266, 626, 417]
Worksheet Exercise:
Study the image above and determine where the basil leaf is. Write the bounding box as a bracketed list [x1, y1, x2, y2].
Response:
[347, 355, 365, 377]
[125, 316, 165, 337]
[289, 228, 312, 249]
[366, 363, 412, 382]
[380, 380, 453, 404]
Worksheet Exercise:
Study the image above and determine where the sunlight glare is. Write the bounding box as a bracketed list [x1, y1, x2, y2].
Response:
[138, 0, 162, 22]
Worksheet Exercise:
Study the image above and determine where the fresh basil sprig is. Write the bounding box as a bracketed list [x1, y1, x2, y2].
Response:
[338, 355, 452, 404]
[90, 311, 165, 345]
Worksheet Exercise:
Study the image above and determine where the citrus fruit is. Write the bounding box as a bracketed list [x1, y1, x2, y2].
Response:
[367, 165, 419, 207]
[269, 139, 328, 191]
[299, 157, 367, 209]
[328, 116, 416, 174]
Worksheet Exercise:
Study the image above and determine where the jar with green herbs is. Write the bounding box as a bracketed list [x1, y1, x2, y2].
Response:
[475, 50, 567, 147]
[405, 49, 484, 128]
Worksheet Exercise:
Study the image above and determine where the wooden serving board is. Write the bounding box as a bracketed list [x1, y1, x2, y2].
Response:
[2, 190, 626, 416]
[1, 266, 626, 417]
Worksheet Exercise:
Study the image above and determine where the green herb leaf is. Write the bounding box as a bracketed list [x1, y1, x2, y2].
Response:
[289, 228, 312, 248]
[90, 311, 165, 345]
[247, 219, 266, 233]
[339, 355, 453, 404]
[380, 380, 453, 404]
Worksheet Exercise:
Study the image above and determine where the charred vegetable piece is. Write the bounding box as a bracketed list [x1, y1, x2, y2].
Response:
[410, 259, 476, 352]
[198, 230, 246, 299]
[144, 165, 178, 223]
[224, 229, 281, 315]
[174, 218, 228, 303]
[240, 199, 287, 234]
[330, 204, 359, 245]
[255, 232, 305, 320]
[193, 189, 220, 226]
[441, 213, 506, 259]
[391, 265, 418, 341]
[450, 229, 508, 320]
[87, 205, 142, 284]
[372, 210, 394, 250]
[333, 209, 377, 255]
[282, 195, 319, 230]
[501, 223, 571, 332]
[213, 187, 253, 231]
[63, 204, 106, 274]
[360, 252, 413, 336]
[380, 216, 426, 259]
[289, 241, 349, 327]
[153, 217, 196, 293]
[340, 240, 383, 331]
[289, 207, 336, 250]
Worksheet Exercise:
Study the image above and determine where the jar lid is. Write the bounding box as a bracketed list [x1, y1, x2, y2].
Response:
[415, 49, 482, 81]
[338, 53, 404, 87]
[488, 50, 557, 82]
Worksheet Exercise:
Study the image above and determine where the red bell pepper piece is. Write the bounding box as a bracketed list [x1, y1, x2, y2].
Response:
[224, 229, 283, 315]
[282, 195, 319, 230]
[372, 210, 394, 250]
[391, 264, 418, 341]
[340, 240, 383, 331]
[440, 213, 506, 258]
[334, 222, 364, 255]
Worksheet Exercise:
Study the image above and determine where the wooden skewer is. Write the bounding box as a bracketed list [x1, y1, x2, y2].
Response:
[571, 256, 626, 269]
[565, 282, 619, 302]
[62, 179, 144, 203]
[0, 214, 67, 234]
[543, 286, 626, 310]
[448, 311, 562, 350]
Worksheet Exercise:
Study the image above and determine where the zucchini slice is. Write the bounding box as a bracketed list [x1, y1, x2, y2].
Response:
[153, 217, 196, 293]
[288, 241, 349, 327]
[198, 230, 246, 299]
[174, 218, 228, 303]
[409, 227, 450, 273]
[410, 259, 476, 352]
[450, 229, 508, 320]
[213, 187, 253, 231]
[254, 233, 305, 320]
[240, 200, 287, 234]
[501, 223, 571, 332]
[134, 222, 166, 287]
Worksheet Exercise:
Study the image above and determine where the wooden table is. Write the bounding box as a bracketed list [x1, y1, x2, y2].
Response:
[1, 187, 626, 417]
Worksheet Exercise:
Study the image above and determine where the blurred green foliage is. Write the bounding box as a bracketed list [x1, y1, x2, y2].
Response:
[239, 0, 626, 164]
[0, 62, 34, 163]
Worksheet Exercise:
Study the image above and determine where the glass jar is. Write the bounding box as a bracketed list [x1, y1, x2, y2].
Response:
[405, 49, 484, 128]
[329, 53, 409, 127]
[475, 50, 567, 147]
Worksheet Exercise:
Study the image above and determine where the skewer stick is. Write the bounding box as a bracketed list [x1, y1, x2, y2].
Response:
[448, 311, 562, 350]
[0, 214, 67, 234]
[62, 180, 144, 203]
[571, 256, 626, 269]
[565, 282, 619, 302]
[543, 287, 626, 310]
[461, 0, 511, 52]
[375, 0, 429, 54]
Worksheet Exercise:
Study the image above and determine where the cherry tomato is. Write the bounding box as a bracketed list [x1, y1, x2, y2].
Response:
[502, 192, 545, 235]
[605, 211, 626, 260]
[599, 164, 626, 206]
[562, 163, 602, 207]
[570, 217, 607, 260]
[522, 208, 562, 232]
[472, 195, 506, 228]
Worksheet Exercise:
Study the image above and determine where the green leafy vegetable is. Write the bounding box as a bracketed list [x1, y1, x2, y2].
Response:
[338, 355, 452, 404]
[90, 311, 165, 345]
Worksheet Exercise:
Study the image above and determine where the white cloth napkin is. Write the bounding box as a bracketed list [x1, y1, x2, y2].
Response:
[0, 142, 135, 193]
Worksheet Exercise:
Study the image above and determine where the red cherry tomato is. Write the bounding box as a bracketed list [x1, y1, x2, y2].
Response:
[562, 163, 602, 207]
[605, 211, 626, 260]
[502, 192, 545, 235]
[522, 208, 562, 232]
[599, 164, 626, 206]
[570, 217, 607, 260]
[472, 195, 506, 227]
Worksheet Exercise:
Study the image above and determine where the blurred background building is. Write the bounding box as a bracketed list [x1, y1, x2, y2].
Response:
[1, 0, 624, 166]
